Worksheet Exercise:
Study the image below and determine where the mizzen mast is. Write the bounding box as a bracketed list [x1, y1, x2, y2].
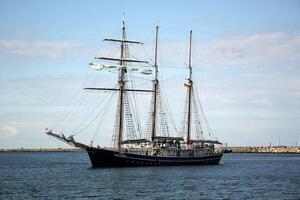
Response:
[187, 30, 193, 145]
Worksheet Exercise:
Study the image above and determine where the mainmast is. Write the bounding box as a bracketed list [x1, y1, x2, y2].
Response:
[151, 26, 159, 142]
[187, 30, 193, 144]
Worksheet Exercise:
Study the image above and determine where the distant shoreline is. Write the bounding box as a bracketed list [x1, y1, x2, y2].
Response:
[222, 146, 300, 154]
[0, 146, 299, 154]
[0, 148, 84, 152]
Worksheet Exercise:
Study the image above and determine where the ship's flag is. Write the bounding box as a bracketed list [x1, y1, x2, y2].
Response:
[184, 83, 190, 90]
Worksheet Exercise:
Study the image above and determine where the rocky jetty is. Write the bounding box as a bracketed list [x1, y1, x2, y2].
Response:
[221, 146, 300, 154]
[0, 148, 84, 152]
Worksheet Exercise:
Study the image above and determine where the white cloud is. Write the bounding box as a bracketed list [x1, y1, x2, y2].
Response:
[202, 32, 300, 63]
[252, 99, 273, 106]
[220, 98, 235, 104]
[0, 39, 79, 58]
[2, 32, 299, 67]
[1, 123, 18, 137]
[139, 32, 300, 72]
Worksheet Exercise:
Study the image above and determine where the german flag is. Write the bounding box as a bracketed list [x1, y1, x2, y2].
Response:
[184, 83, 190, 90]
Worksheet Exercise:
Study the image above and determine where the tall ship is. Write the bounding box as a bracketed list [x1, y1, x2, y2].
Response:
[45, 22, 223, 167]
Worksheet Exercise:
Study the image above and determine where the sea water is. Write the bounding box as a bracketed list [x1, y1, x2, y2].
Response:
[0, 152, 299, 199]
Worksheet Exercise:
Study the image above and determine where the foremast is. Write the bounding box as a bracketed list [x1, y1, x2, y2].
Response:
[45, 22, 153, 151]
[117, 21, 126, 152]
[87, 21, 149, 152]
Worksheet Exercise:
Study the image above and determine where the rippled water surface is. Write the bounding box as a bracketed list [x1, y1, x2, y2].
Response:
[0, 152, 299, 199]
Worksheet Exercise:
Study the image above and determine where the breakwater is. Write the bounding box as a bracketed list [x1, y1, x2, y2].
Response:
[221, 146, 300, 154]
[0, 148, 84, 152]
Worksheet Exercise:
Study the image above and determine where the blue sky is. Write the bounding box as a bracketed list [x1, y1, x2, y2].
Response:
[0, 0, 300, 148]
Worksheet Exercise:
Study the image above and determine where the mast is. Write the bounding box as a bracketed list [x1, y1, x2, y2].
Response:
[151, 26, 159, 142]
[187, 30, 193, 144]
[117, 21, 126, 152]
[85, 22, 148, 150]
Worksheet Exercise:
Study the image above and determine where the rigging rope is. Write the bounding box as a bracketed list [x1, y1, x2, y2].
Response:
[52, 68, 91, 129]
[71, 83, 117, 135]
[59, 71, 105, 132]
[194, 86, 217, 140]
[128, 71, 143, 139]
[160, 29, 189, 68]
[72, 89, 116, 136]
[157, 47, 179, 136]
[159, 79, 178, 134]
[91, 91, 117, 144]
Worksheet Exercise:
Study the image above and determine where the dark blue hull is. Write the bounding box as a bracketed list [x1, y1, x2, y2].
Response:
[86, 148, 223, 167]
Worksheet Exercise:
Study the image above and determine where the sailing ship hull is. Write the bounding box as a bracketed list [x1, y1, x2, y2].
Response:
[85, 147, 223, 167]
